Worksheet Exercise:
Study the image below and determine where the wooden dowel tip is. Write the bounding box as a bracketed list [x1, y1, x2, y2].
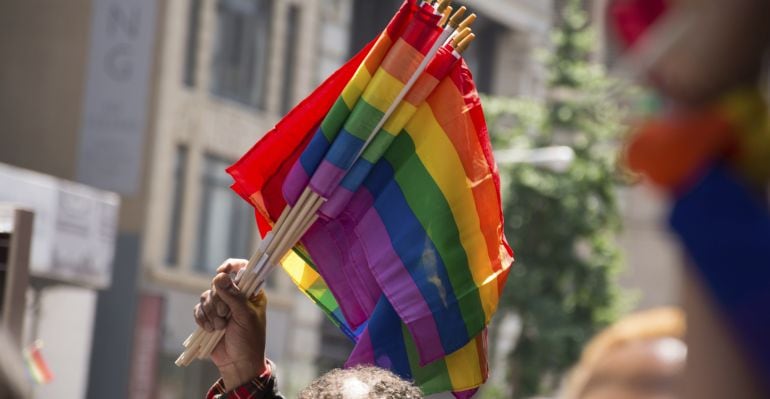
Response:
[437, 0, 451, 13]
[440, 6, 452, 26]
[448, 6, 467, 28]
[458, 13, 477, 32]
[457, 33, 476, 53]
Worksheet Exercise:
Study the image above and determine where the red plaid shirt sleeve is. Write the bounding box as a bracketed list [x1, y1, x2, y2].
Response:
[206, 361, 283, 399]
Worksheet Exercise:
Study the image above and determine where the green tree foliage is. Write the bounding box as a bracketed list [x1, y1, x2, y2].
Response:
[484, 0, 630, 397]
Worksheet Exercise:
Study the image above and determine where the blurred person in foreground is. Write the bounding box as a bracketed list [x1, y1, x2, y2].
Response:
[194, 259, 423, 399]
[560, 308, 686, 399]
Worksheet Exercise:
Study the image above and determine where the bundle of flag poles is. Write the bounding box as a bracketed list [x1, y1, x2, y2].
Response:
[177, 1, 513, 396]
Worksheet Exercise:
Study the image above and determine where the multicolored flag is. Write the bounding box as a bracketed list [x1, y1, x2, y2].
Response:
[24, 341, 54, 385]
[228, 1, 512, 395]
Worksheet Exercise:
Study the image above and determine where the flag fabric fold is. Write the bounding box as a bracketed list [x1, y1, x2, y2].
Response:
[228, 1, 513, 395]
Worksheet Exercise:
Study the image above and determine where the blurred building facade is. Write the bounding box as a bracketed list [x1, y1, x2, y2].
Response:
[1, 0, 557, 397]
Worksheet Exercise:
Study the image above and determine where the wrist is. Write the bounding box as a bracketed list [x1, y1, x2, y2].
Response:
[218, 358, 268, 390]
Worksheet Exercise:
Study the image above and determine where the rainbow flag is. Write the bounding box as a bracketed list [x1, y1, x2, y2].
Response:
[229, 1, 512, 395]
[24, 342, 53, 385]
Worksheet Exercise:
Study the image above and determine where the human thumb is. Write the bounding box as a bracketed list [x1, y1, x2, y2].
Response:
[213, 273, 250, 320]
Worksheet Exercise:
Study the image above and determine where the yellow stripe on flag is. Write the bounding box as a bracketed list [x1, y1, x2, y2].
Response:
[383, 102, 418, 135]
[361, 69, 405, 113]
[342, 67, 373, 109]
[445, 336, 484, 391]
[405, 105, 499, 323]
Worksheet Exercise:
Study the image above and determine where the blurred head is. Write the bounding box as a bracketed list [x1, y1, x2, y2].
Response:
[561, 307, 687, 399]
[298, 365, 423, 399]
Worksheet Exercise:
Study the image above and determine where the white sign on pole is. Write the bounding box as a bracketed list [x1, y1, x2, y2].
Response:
[77, 0, 158, 195]
[0, 163, 120, 289]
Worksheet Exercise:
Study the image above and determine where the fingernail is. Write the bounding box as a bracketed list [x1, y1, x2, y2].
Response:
[217, 277, 232, 289]
[216, 302, 228, 317]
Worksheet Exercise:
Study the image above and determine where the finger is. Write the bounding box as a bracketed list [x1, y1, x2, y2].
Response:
[198, 292, 215, 331]
[194, 302, 214, 332]
[215, 299, 229, 318]
[212, 273, 251, 321]
[216, 258, 249, 274]
[202, 290, 228, 331]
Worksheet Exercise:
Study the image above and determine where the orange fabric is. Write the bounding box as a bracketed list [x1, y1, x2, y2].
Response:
[626, 110, 735, 190]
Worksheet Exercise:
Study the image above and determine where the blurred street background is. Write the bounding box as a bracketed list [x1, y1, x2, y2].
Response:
[0, 0, 685, 398]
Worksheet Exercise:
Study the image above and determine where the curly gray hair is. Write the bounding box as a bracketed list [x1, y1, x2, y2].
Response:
[298, 365, 423, 399]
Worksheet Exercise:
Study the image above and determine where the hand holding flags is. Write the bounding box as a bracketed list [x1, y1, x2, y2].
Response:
[177, 1, 512, 396]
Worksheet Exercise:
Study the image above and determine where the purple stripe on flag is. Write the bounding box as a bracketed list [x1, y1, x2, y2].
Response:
[303, 199, 383, 326]
[452, 388, 480, 399]
[319, 186, 355, 220]
[339, 195, 384, 313]
[283, 162, 310, 206]
[309, 160, 347, 198]
[352, 189, 446, 363]
[347, 329, 376, 367]
[303, 222, 370, 328]
[347, 230, 381, 314]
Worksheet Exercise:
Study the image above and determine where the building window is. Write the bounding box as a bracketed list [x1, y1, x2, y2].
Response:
[211, 0, 274, 109]
[461, 16, 503, 95]
[194, 155, 254, 274]
[166, 146, 188, 266]
[183, 0, 203, 87]
[280, 5, 301, 115]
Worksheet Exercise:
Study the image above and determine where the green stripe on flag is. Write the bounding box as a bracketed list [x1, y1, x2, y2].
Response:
[404, 325, 454, 394]
[361, 131, 398, 164]
[321, 98, 353, 142]
[384, 132, 486, 339]
[344, 100, 385, 140]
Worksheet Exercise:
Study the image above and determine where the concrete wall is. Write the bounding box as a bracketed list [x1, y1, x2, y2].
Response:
[0, 0, 91, 180]
[617, 185, 683, 310]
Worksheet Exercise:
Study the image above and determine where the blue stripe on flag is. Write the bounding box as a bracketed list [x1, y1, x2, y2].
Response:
[363, 158, 471, 353]
[325, 130, 366, 169]
[341, 158, 375, 191]
[300, 129, 333, 174]
[369, 297, 413, 379]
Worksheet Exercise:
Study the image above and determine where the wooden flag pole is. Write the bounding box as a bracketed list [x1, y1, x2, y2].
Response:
[439, 6, 453, 26]
[457, 13, 476, 33]
[455, 32, 476, 53]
